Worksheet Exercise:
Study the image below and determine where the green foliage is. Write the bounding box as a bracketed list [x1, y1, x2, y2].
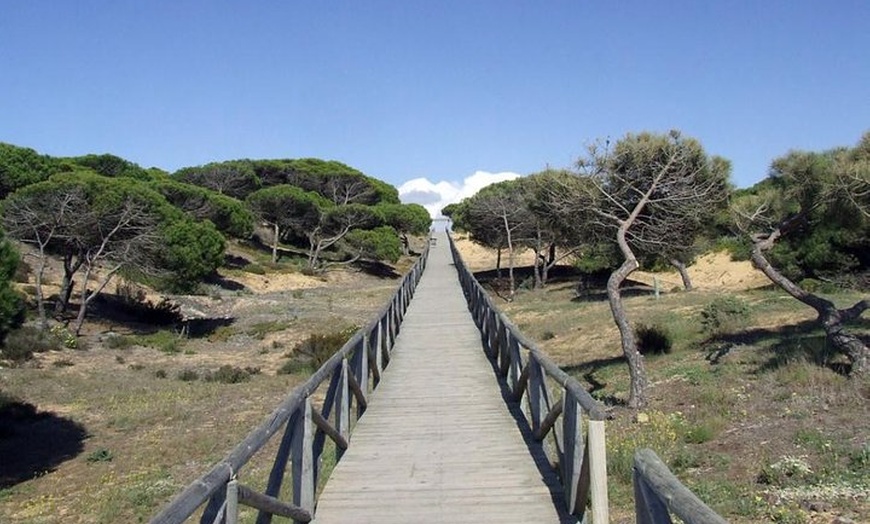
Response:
[0, 230, 24, 344]
[86, 448, 115, 463]
[136, 330, 184, 354]
[344, 226, 402, 262]
[378, 203, 432, 236]
[174, 160, 260, 200]
[700, 296, 752, 335]
[0, 142, 61, 199]
[1, 326, 62, 363]
[150, 179, 254, 238]
[203, 365, 260, 384]
[64, 154, 151, 180]
[634, 323, 672, 355]
[159, 219, 225, 293]
[278, 327, 358, 375]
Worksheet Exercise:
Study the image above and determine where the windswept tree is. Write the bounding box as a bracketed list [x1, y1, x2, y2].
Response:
[175, 160, 260, 200]
[577, 131, 729, 408]
[379, 203, 432, 254]
[2, 172, 225, 333]
[733, 134, 870, 375]
[463, 179, 532, 298]
[308, 204, 384, 270]
[246, 185, 326, 263]
[151, 179, 254, 238]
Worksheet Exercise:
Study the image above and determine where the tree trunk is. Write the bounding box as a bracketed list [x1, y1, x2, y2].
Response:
[751, 232, 869, 375]
[401, 234, 410, 256]
[496, 248, 502, 278]
[32, 252, 49, 330]
[670, 258, 693, 291]
[532, 232, 543, 290]
[504, 220, 516, 299]
[271, 223, 279, 264]
[608, 227, 647, 408]
[55, 253, 82, 315]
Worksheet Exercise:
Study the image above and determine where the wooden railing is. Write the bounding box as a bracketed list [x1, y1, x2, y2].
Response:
[633, 448, 728, 524]
[150, 242, 430, 524]
[447, 234, 610, 523]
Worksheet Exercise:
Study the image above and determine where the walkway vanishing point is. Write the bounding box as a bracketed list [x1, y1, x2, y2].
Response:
[313, 232, 572, 523]
[153, 232, 728, 524]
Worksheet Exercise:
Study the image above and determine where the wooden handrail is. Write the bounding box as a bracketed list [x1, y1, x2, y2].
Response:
[446, 233, 610, 523]
[633, 448, 728, 524]
[150, 240, 430, 524]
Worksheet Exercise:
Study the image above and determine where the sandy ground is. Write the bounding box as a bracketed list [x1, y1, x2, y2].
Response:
[452, 235, 770, 291]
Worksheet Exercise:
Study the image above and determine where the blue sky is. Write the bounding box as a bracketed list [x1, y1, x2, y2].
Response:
[1, 1, 868, 212]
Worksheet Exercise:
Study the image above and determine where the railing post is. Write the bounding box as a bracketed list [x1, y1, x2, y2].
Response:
[292, 399, 315, 523]
[335, 359, 350, 461]
[588, 419, 609, 524]
[356, 334, 369, 416]
[527, 357, 549, 435]
[226, 477, 239, 524]
[562, 393, 590, 517]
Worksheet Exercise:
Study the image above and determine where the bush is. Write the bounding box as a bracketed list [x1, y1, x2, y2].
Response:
[278, 326, 358, 375]
[243, 263, 267, 275]
[635, 323, 672, 355]
[700, 296, 752, 335]
[204, 365, 258, 384]
[1, 325, 61, 363]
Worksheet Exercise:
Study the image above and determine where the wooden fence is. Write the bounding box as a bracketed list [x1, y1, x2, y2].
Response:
[633, 448, 729, 524]
[447, 234, 610, 523]
[150, 242, 430, 524]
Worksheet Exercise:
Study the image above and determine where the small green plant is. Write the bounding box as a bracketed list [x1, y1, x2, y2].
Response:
[243, 263, 267, 275]
[136, 330, 184, 354]
[700, 296, 752, 335]
[52, 358, 75, 368]
[86, 448, 114, 463]
[50, 325, 79, 349]
[153, 369, 167, 378]
[757, 455, 814, 486]
[541, 330, 556, 340]
[635, 323, 672, 355]
[115, 355, 125, 364]
[247, 320, 294, 340]
[105, 334, 135, 350]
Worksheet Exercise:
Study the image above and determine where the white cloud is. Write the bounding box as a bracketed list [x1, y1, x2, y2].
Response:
[398, 170, 522, 218]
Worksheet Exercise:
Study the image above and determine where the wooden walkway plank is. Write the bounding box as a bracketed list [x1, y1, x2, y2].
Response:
[313, 232, 573, 524]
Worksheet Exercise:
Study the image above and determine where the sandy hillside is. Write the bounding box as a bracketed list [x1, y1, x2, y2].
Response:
[452, 235, 770, 291]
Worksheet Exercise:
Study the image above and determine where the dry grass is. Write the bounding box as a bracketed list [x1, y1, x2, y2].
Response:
[0, 240, 415, 523]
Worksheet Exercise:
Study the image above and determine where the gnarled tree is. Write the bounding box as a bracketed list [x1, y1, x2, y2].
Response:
[733, 135, 869, 375]
[577, 131, 730, 408]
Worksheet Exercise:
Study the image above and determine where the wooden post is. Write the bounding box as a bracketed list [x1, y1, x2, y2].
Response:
[562, 393, 590, 517]
[527, 357, 549, 435]
[291, 400, 315, 522]
[226, 478, 239, 524]
[356, 334, 369, 415]
[588, 419, 609, 524]
[335, 359, 350, 461]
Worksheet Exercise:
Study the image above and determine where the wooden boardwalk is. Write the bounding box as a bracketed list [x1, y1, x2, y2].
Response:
[314, 233, 572, 524]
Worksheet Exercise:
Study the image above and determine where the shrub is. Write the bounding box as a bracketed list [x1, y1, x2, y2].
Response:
[153, 368, 166, 378]
[635, 323, 672, 355]
[278, 326, 358, 375]
[137, 330, 184, 354]
[105, 334, 135, 350]
[1, 325, 61, 363]
[52, 358, 74, 367]
[243, 263, 266, 275]
[86, 448, 114, 463]
[700, 296, 752, 335]
[204, 365, 256, 384]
